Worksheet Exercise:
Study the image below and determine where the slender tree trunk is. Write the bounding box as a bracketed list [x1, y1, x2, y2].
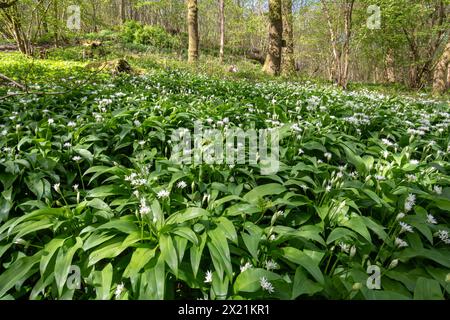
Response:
[339, 0, 354, 89]
[3, 4, 33, 55]
[219, 0, 225, 63]
[92, 1, 98, 32]
[384, 48, 396, 83]
[52, 0, 59, 46]
[263, 0, 283, 76]
[433, 41, 450, 95]
[281, 0, 295, 75]
[120, 0, 126, 23]
[322, 0, 340, 84]
[187, 0, 199, 63]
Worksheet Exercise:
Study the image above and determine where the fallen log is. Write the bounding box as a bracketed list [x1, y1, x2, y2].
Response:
[245, 48, 265, 65]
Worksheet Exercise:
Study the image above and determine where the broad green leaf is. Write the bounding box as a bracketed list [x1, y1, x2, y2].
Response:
[280, 247, 324, 284]
[159, 233, 178, 276]
[0, 253, 41, 298]
[326, 227, 357, 244]
[123, 247, 156, 278]
[243, 183, 286, 203]
[95, 263, 113, 300]
[234, 268, 281, 293]
[413, 277, 443, 300]
[54, 237, 83, 297]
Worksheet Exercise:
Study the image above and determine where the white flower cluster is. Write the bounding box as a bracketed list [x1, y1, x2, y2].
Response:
[436, 230, 450, 244]
[404, 194, 416, 212]
[259, 277, 274, 294]
[264, 259, 279, 271]
[125, 172, 147, 187]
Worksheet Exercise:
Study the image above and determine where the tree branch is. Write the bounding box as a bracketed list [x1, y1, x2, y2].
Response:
[0, 72, 26, 90]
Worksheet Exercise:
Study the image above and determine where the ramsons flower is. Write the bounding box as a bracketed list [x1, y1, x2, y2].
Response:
[399, 222, 414, 233]
[426, 214, 437, 225]
[260, 277, 274, 294]
[204, 270, 213, 283]
[395, 237, 408, 248]
[157, 189, 170, 199]
[433, 186, 442, 195]
[404, 194, 416, 212]
[240, 262, 252, 273]
[264, 259, 279, 271]
[115, 283, 124, 299]
[177, 181, 187, 189]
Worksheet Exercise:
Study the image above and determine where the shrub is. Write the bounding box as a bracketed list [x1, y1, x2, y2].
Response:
[121, 21, 180, 50]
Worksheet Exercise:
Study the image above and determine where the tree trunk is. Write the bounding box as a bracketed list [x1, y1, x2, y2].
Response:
[384, 48, 396, 83]
[339, 0, 354, 89]
[447, 63, 450, 90]
[219, 0, 225, 63]
[433, 41, 450, 95]
[2, 4, 33, 56]
[322, 0, 340, 84]
[263, 0, 283, 76]
[92, 1, 98, 32]
[120, 0, 126, 24]
[281, 0, 295, 75]
[187, 0, 199, 63]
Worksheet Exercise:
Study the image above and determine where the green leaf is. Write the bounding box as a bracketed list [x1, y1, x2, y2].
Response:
[54, 237, 83, 297]
[166, 207, 208, 224]
[87, 185, 127, 198]
[413, 277, 443, 300]
[88, 233, 140, 266]
[234, 268, 281, 293]
[97, 217, 139, 234]
[211, 272, 229, 300]
[208, 228, 233, 280]
[123, 247, 156, 278]
[326, 227, 357, 244]
[173, 227, 198, 245]
[0, 253, 41, 298]
[190, 232, 206, 278]
[292, 267, 323, 299]
[243, 183, 286, 203]
[216, 217, 238, 244]
[159, 233, 178, 276]
[280, 247, 324, 284]
[95, 263, 113, 300]
[399, 247, 450, 268]
[340, 215, 371, 242]
[40, 237, 67, 276]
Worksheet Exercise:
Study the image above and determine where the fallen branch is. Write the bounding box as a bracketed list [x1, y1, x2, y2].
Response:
[0, 72, 27, 90]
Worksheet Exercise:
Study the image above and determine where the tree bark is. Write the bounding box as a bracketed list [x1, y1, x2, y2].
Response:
[447, 63, 450, 90]
[322, 0, 340, 84]
[187, 0, 199, 63]
[219, 0, 225, 63]
[433, 41, 450, 95]
[281, 0, 295, 75]
[339, 0, 354, 89]
[120, 0, 126, 24]
[384, 48, 396, 83]
[263, 0, 283, 76]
